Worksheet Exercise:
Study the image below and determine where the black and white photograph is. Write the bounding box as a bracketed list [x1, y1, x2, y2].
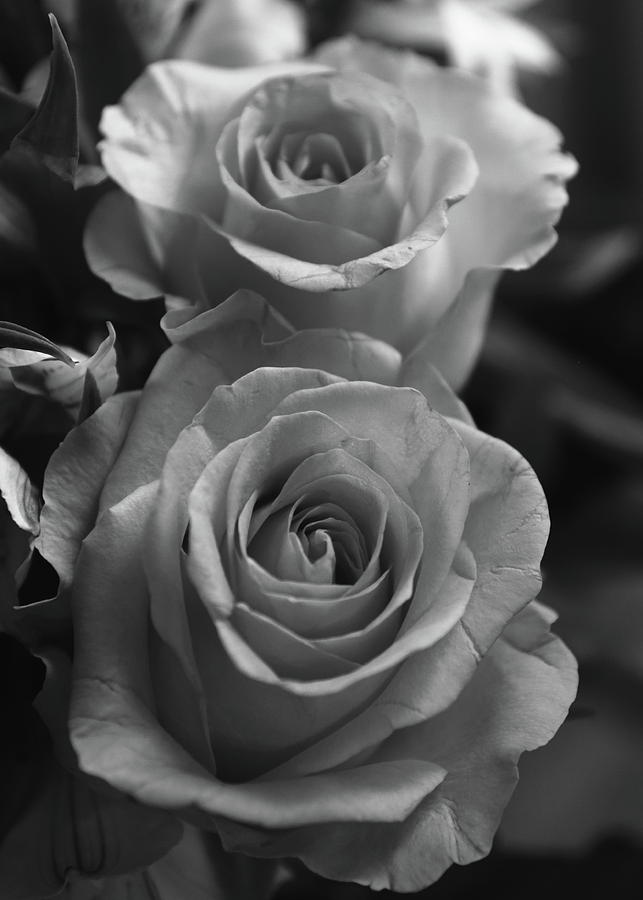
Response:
[1, 2, 641, 898]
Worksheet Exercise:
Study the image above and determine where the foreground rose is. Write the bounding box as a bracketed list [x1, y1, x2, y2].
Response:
[18, 291, 576, 893]
[85, 38, 576, 388]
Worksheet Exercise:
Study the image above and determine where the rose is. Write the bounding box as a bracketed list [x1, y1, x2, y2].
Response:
[344, 0, 559, 95]
[27, 290, 577, 893]
[85, 38, 576, 389]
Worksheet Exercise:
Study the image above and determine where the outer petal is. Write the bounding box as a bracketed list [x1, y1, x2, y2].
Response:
[69, 487, 447, 828]
[163, 289, 402, 385]
[399, 342, 474, 423]
[98, 288, 402, 509]
[453, 419, 550, 651]
[99, 59, 327, 217]
[315, 38, 576, 352]
[403, 267, 498, 390]
[84, 191, 165, 301]
[218, 602, 577, 892]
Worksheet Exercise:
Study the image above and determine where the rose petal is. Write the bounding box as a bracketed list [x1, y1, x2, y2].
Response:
[241, 463, 389, 585]
[163, 289, 402, 385]
[234, 559, 391, 639]
[99, 59, 327, 216]
[186, 411, 470, 698]
[238, 451, 423, 654]
[190, 590, 397, 777]
[218, 602, 576, 892]
[315, 38, 576, 350]
[216, 103, 385, 264]
[143, 370, 345, 760]
[452, 419, 550, 651]
[247, 497, 371, 587]
[69, 488, 446, 824]
[257, 427, 550, 780]
[400, 287, 486, 407]
[84, 191, 164, 301]
[270, 382, 473, 608]
[271, 381, 450, 488]
[98, 349, 223, 508]
[229, 70, 423, 245]
[186, 414, 364, 629]
[217, 127, 383, 265]
[231, 604, 359, 679]
[100, 313, 363, 509]
[205, 130, 476, 294]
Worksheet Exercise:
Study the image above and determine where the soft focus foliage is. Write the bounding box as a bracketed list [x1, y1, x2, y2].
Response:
[344, 0, 559, 94]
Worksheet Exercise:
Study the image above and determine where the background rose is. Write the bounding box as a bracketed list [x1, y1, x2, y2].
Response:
[343, 0, 560, 95]
[85, 38, 575, 388]
[19, 290, 577, 893]
[172, 0, 307, 68]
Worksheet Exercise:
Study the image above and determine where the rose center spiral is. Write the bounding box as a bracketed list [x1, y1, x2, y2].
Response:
[249, 497, 370, 587]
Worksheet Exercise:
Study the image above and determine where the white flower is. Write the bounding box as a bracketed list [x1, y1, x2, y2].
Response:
[345, 0, 560, 94]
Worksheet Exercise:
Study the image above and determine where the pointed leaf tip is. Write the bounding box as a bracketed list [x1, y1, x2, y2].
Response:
[11, 14, 79, 183]
[0, 322, 77, 367]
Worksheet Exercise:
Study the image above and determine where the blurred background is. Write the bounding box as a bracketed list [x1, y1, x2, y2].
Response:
[1, 0, 642, 896]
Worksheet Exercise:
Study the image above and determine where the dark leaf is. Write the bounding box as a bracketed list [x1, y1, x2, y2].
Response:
[0, 183, 37, 257]
[10, 15, 79, 184]
[0, 89, 34, 154]
[0, 321, 76, 366]
[0, 634, 50, 846]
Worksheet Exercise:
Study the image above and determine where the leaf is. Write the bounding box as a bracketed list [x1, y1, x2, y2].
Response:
[10, 15, 79, 183]
[0, 88, 34, 154]
[0, 634, 49, 847]
[0, 321, 76, 366]
[7, 323, 119, 425]
[0, 182, 37, 255]
[0, 649, 183, 900]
